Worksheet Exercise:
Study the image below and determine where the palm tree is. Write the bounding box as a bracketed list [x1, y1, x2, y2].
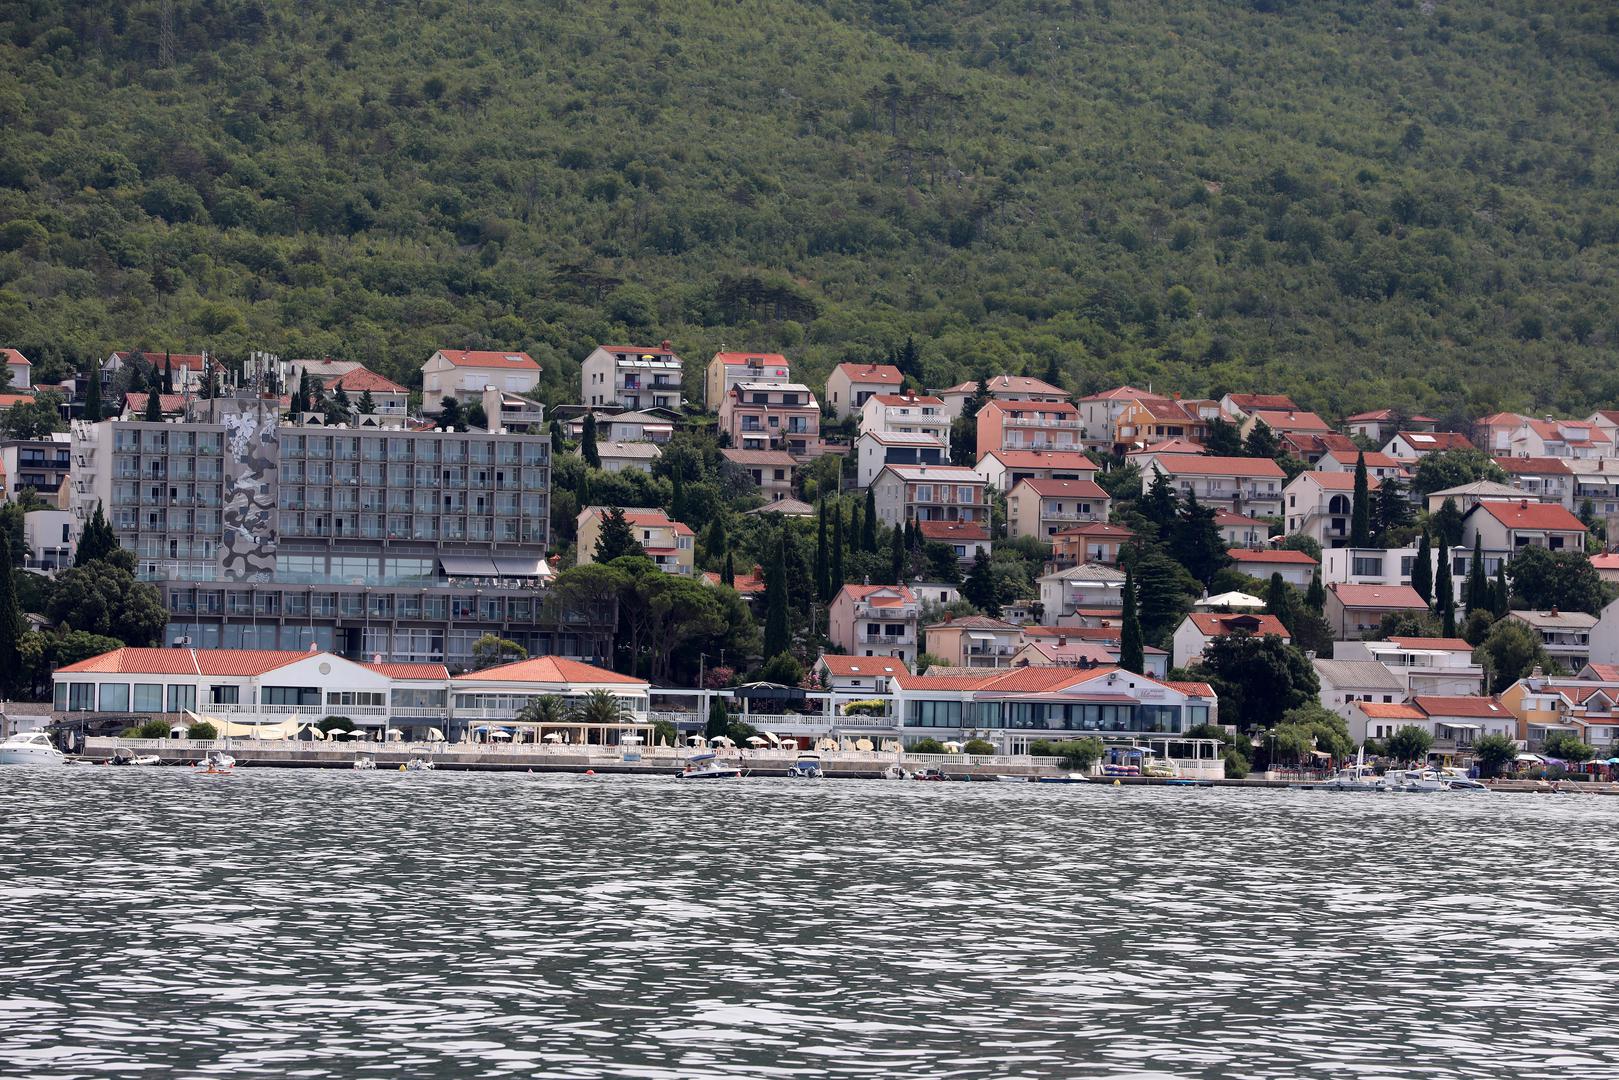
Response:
[572, 688, 628, 726]
[517, 694, 569, 727]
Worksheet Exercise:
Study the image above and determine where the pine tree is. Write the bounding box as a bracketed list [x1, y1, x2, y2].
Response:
[863, 488, 878, 551]
[0, 536, 20, 694]
[963, 548, 999, 615]
[439, 397, 464, 431]
[549, 418, 566, 449]
[75, 503, 117, 565]
[1431, 497, 1464, 547]
[593, 507, 644, 563]
[889, 524, 905, 585]
[815, 499, 830, 603]
[831, 502, 845, 590]
[1141, 468, 1179, 539]
[1244, 420, 1277, 459]
[82, 365, 102, 422]
[1044, 354, 1063, 392]
[1119, 564, 1143, 673]
[580, 413, 600, 468]
[1305, 569, 1326, 613]
[162, 352, 174, 393]
[1169, 492, 1229, 585]
[143, 389, 162, 422]
[963, 373, 991, 420]
[357, 389, 375, 415]
[1492, 563, 1510, 618]
[763, 535, 790, 657]
[1411, 532, 1433, 605]
[1465, 534, 1490, 611]
[1350, 452, 1372, 547]
[1375, 476, 1412, 540]
[331, 385, 351, 419]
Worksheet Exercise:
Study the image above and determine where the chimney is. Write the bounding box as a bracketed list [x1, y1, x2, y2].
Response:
[1520, 500, 1528, 509]
[661, 339, 672, 352]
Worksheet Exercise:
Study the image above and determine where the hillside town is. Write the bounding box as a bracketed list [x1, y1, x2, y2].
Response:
[4, 342, 1619, 779]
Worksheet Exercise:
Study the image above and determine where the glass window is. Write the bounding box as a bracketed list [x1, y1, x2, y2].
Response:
[263, 686, 321, 706]
[210, 685, 240, 705]
[68, 683, 96, 711]
[134, 684, 163, 711]
[99, 683, 131, 711]
[166, 684, 196, 713]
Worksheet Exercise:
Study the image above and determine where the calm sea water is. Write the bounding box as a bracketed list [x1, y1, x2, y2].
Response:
[1, 769, 1617, 1079]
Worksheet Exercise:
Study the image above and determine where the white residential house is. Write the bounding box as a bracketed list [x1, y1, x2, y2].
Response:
[705, 351, 790, 410]
[1459, 500, 1587, 557]
[1214, 509, 1270, 548]
[1171, 612, 1291, 669]
[1424, 480, 1538, 515]
[870, 465, 987, 527]
[422, 349, 541, 412]
[1507, 418, 1613, 460]
[720, 449, 798, 500]
[1283, 471, 1380, 549]
[1324, 584, 1428, 640]
[580, 342, 685, 411]
[1219, 393, 1300, 422]
[933, 374, 1069, 421]
[1, 348, 32, 390]
[814, 653, 908, 695]
[1507, 610, 1597, 671]
[1313, 658, 1409, 715]
[973, 449, 1099, 492]
[1381, 430, 1477, 461]
[856, 431, 949, 488]
[1337, 638, 1487, 697]
[1321, 546, 1459, 604]
[1343, 409, 1437, 443]
[1314, 450, 1410, 483]
[827, 584, 920, 665]
[826, 363, 903, 419]
[859, 394, 950, 441]
[1225, 548, 1318, 587]
[1037, 564, 1126, 622]
[1144, 454, 1286, 519]
[1590, 596, 1619, 667]
[595, 441, 662, 474]
[916, 520, 992, 564]
[1005, 478, 1110, 540]
[1494, 456, 1574, 510]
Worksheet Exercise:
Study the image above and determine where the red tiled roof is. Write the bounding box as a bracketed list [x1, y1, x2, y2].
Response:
[123, 392, 186, 414]
[1248, 409, 1330, 432]
[712, 351, 788, 366]
[979, 450, 1098, 471]
[835, 363, 903, 385]
[111, 351, 205, 368]
[1185, 613, 1290, 637]
[1213, 510, 1266, 526]
[1054, 522, 1135, 538]
[836, 584, 917, 605]
[1228, 548, 1318, 565]
[1472, 501, 1587, 532]
[1476, 412, 1525, 426]
[1492, 456, 1572, 475]
[1132, 438, 1209, 455]
[1080, 385, 1163, 402]
[1325, 450, 1404, 469]
[1592, 554, 1619, 570]
[871, 394, 943, 407]
[1281, 432, 1359, 456]
[1357, 702, 1425, 720]
[1581, 663, 1619, 682]
[917, 519, 990, 542]
[1328, 584, 1427, 608]
[942, 375, 1068, 396]
[1527, 419, 1611, 446]
[0, 393, 36, 407]
[818, 655, 908, 676]
[1300, 471, 1381, 491]
[703, 569, 766, 594]
[720, 448, 798, 467]
[1386, 637, 1475, 651]
[983, 398, 1079, 417]
[1393, 431, 1474, 451]
[324, 367, 409, 394]
[361, 662, 450, 680]
[452, 656, 647, 685]
[1226, 393, 1299, 411]
[57, 647, 316, 676]
[1414, 695, 1507, 719]
[1, 348, 29, 367]
[619, 509, 696, 537]
[1165, 681, 1216, 697]
[926, 615, 1022, 631]
[434, 349, 539, 370]
[1153, 454, 1286, 478]
[1011, 477, 1109, 499]
[1346, 409, 1396, 422]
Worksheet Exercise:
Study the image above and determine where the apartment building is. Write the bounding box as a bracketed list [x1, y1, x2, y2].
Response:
[1507, 610, 1597, 671]
[924, 615, 1025, 668]
[1051, 522, 1136, 567]
[68, 404, 584, 670]
[1282, 471, 1380, 548]
[580, 342, 685, 411]
[1005, 477, 1110, 540]
[1336, 638, 1486, 697]
[826, 363, 903, 419]
[1459, 500, 1587, 556]
[1037, 563, 1127, 621]
[934, 374, 1068, 421]
[870, 465, 987, 527]
[1493, 456, 1573, 510]
[860, 394, 949, 441]
[720, 449, 797, 500]
[718, 382, 821, 457]
[576, 506, 694, 576]
[705, 351, 790, 410]
[975, 399, 1083, 454]
[828, 584, 921, 665]
[855, 430, 949, 488]
[1324, 584, 1427, 640]
[973, 449, 1098, 492]
[1142, 454, 1286, 518]
[423, 349, 541, 411]
[0, 433, 71, 500]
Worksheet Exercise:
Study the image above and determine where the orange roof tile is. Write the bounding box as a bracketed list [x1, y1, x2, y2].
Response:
[434, 349, 539, 370]
[1186, 613, 1290, 637]
[360, 662, 450, 680]
[835, 363, 903, 385]
[324, 367, 409, 394]
[1357, 702, 1425, 720]
[452, 656, 647, 685]
[1153, 454, 1286, 478]
[1414, 695, 1506, 718]
[817, 655, 909, 676]
[917, 519, 990, 542]
[1328, 584, 1427, 608]
[1011, 477, 1109, 499]
[979, 450, 1098, 471]
[1228, 549, 1318, 565]
[1472, 501, 1586, 532]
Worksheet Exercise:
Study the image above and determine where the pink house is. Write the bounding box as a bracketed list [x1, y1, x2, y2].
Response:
[827, 584, 921, 665]
[975, 399, 1084, 454]
[718, 382, 821, 458]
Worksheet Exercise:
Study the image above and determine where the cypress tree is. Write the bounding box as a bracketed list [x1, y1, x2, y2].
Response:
[670, 469, 687, 523]
[1350, 452, 1371, 547]
[1434, 539, 1453, 632]
[1119, 564, 1143, 674]
[963, 548, 999, 616]
[1492, 563, 1510, 618]
[763, 536, 790, 657]
[1266, 571, 1296, 632]
[1411, 532, 1433, 606]
[1305, 568, 1326, 614]
[722, 550, 735, 587]
[815, 499, 830, 603]
[143, 389, 162, 422]
[1465, 534, 1489, 611]
[863, 488, 878, 551]
[82, 366, 102, 422]
[580, 413, 601, 469]
[831, 502, 845, 592]
[889, 524, 905, 584]
[162, 352, 174, 393]
[0, 537, 20, 694]
[357, 389, 375, 415]
[706, 696, 730, 739]
[847, 498, 862, 553]
[75, 504, 116, 565]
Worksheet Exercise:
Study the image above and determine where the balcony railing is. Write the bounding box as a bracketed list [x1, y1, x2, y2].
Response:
[861, 633, 913, 645]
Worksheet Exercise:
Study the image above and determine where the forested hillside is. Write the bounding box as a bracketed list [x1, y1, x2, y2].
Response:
[2, 0, 1617, 418]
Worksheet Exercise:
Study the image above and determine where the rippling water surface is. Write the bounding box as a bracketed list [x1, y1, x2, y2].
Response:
[2, 769, 1618, 1079]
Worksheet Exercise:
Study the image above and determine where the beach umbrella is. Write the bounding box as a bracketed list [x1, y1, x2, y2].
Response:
[711, 735, 736, 747]
[761, 731, 782, 746]
[488, 730, 513, 740]
[855, 738, 873, 752]
[816, 737, 838, 751]
[543, 732, 565, 743]
[745, 736, 768, 746]
[943, 741, 963, 753]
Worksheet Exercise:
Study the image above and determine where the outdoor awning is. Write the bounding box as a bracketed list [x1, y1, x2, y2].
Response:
[492, 556, 548, 577]
[1439, 723, 1482, 731]
[440, 555, 498, 576]
[966, 631, 996, 642]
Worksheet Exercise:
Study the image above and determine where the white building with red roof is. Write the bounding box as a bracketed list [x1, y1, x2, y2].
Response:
[323, 366, 410, 417]
[1381, 430, 1477, 460]
[425, 348, 541, 412]
[1344, 409, 1438, 442]
[575, 506, 695, 575]
[1283, 470, 1381, 548]
[0, 347, 31, 390]
[1214, 509, 1270, 548]
[1219, 393, 1299, 421]
[1077, 385, 1164, 449]
[705, 351, 790, 410]
[916, 519, 992, 563]
[1459, 499, 1587, 558]
[1051, 522, 1136, 567]
[1240, 408, 1332, 441]
[1172, 612, 1291, 668]
[828, 584, 921, 665]
[1506, 418, 1613, 461]
[826, 363, 903, 419]
[859, 393, 949, 442]
[934, 374, 1069, 421]
[1314, 450, 1410, 482]
[1340, 637, 1486, 697]
[720, 448, 798, 499]
[105, 350, 209, 392]
[870, 464, 987, 528]
[1492, 455, 1574, 509]
[973, 448, 1098, 491]
[1347, 696, 1515, 759]
[1142, 454, 1287, 518]
[579, 342, 681, 412]
[1005, 477, 1110, 539]
[813, 653, 908, 695]
[889, 664, 1219, 763]
[1325, 583, 1428, 640]
[923, 614, 1026, 668]
[449, 655, 651, 735]
[1226, 547, 1318, 586]
[1278, 430, 1360, 464]
[975, 398, 1084, 454]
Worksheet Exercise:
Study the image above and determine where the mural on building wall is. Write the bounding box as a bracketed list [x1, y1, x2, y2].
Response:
[219, 397, 279, 581]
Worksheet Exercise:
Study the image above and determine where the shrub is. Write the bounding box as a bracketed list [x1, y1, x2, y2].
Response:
[123, 718, 170, 740]
[963, 738, 995, 755]
[187, 721, 218, 740]
[841, 699, 889, 716]
[909, 737, 947, 754]
[1029, 737, 1105, 771]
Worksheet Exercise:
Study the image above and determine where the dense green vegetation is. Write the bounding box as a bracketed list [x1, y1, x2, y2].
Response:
[4, 1, 1619, 417]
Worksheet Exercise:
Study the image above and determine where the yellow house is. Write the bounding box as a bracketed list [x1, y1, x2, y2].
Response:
[576, 506, 694, 576]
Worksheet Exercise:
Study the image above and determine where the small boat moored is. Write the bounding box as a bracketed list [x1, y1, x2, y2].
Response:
[0, 731, 66, 766]
[787, 753, 823, 779]
[195, 750, 235, 774]
[111, 746, 161, 766]
[353, 755, 377, 771]
[677, 751, 744, 779]
[401, 757, 434, 772]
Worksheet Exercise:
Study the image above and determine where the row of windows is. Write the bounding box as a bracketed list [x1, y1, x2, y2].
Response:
[161, 622, 597, 665]
[280, 435, 547, 466]
[906, 700, 1208, 732]
[57, 681, 444, 712]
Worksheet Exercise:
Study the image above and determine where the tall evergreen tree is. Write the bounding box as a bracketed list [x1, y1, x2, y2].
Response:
[593, 507, 644, 563]
[357, 389, 375, 415]
[962, 373, 991, 420]
[963, 549, 999, 616]
[847, 498, 862, 553]
[706, 696, 730, 739]
[1244, 420, 1278, 458]
[1434, 539, 1454, 633]
[1465, 534, 1490, 611]
[82, 365, 102, 422]
[162, 352, 174, 393]
[580, 413, 601, 468]
[722, 550, 735, 587]
[1431, 496, 1464, 546]
[763, 536, 790, 658]
[0, 537, 20, 694]
[1350, 452, 1372, 547]
[1169, 492, 1229, 585]
[1044, 354, 1063, 392]
[1411, 532, 1433, 605]
[1305, 569, 1326, 614]
[1492, 563, 1510, 618]
[863, 488, 878, 551]
[889, 524, 905, 584]
[831, 502, 845, 591]
[1375, 476, 1412, 540]
[670, 469, 687, 522]
[75, 504, 117, 565]
[439, 397, 464, 431]
[1140, 469, 1179, 539]
[143, 389, 162, 422]
[1204, 417, 1243, 456]
[1119, 565, 1143, 674]
[1266, 571, 1297, 632]
[815, 499, 830, 603]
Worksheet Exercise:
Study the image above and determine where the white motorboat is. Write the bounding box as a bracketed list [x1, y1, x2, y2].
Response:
[195, 750, 235, 774]
[1384, 769, 1448, 793]
[882, 764, 910, 781]
[111, 746, 161, 766]
[0, 731, 66, 766]
[402, 757, 434, 772]
[677, 751, 743, 779]
[353, 755, 376, 771]
[1308, 746, 1390, 792]
[787, 753, 823, 779]
[1435, 767, 1489, 792]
